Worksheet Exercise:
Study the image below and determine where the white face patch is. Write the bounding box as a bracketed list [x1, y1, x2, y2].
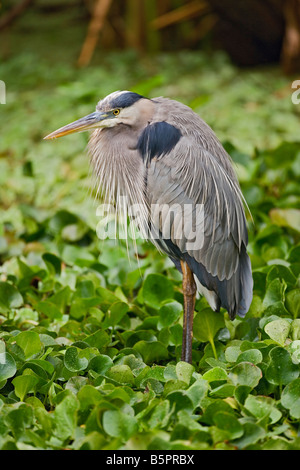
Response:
[115, 106, 139, 126]
[98, 117, 120, 128]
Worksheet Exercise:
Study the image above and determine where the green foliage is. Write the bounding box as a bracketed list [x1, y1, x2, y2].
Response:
[0, 48, 300, 450]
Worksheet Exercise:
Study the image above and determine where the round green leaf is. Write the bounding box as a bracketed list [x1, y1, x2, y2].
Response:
[203, 367, 228, 382]
[229, 362, 262, 388]
[158, 301, 182, 328]
[133, 340, 168, 363]
[64, 347, 89, 372]
[266, 347, 299, 386]
[264, 319, 291, 346]
[193, 308, 225, 343]
[213, 411, 243, 440]
[291, 320, 300, 341]
[142, 274, 174, 309]
[15, 331, 42, 359]
[0, 282, 23, 311]
[104, 301, 129, 327]
[176, 361, 194, 384]
[286, 289, 300, 318]
[281, 378, 300, 419]
[106, 364, 135, 385]
[102, 409, 138, 440]
[236, 349, 263, 365]
[53, 391, 79, 441]
[77, 385, 102, 411]
[166, 390, 194, 413]
[12, 374, 39, 402]
[244, 395, 282, 424]
[263, 279, 286, 308]
[0, 352, 17, 381]
[233, 422, 266, 449]
[89, 355, 113, 375]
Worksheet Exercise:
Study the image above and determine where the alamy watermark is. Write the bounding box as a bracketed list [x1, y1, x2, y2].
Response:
[95, 197, 205, 250]
[291, 80, 300, 104]
[0, 80, 6, 104]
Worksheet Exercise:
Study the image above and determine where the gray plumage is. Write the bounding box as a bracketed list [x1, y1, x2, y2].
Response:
[45, 90, 253, 321]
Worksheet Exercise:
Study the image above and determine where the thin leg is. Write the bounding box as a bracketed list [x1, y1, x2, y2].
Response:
[180, 260, 196, 364]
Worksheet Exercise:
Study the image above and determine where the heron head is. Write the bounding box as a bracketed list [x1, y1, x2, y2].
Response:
[44, 91, 154, 140]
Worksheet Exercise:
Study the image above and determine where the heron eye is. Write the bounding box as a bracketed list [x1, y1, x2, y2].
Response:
[113, 109, 120, 116]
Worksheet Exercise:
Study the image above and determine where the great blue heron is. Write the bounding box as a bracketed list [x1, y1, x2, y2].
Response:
[44, 90, 253, 364]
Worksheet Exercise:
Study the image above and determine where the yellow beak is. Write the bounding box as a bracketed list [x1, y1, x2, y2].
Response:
[44, 111, 109, 139]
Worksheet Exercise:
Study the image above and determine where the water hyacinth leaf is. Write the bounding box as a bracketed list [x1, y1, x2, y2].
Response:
[102, 409, 138, 440]
[269, 208, 300, 232]
[233, 422, 266, 449]
[286, 289, 300, 318]
[264, 319, 291, 346]
[12, 374, 39, 402]
[166, 390, 194, 413]
[64, 347, 89, 372]
[77, 385, 103, 411]
[26, 359, 55, 377]
[65, 376, 88, 395]
[15, 331, 42, 359]
[186, 379, 208, 409]
[244, 395, 282, 424]
[263, 279, 286, 308]
[169, 324, 183, 345]
[193, 309, 225, 358]
[266, 347, 299, 386]
[225, 345, 241, 363]
[158, 301, 182, 328]
[106, 364, 135, 385]
[85, 329, 110, 349]
[0, 282, 23, 312]
[209, 383, 235, 398]
[42, 252, 62, 275]
[281, 378, 300, 419]
[133, 340, 169, 363]
[266, 265, 296, 287]
[70, 296, 102, 319]
[291, 320, 300, 341]
[175, 361, 194, 384]
[213, 412, 243, 440]
[52, 391, 79, 441]
[194, 308, 225, 341]
[89, 355, 113, 375]
[49, 286, 71, 312]
[37, 300, 63, 320]
[148, 400, 171, 429]
[48, 209, 79, 233]
[228, 362, 262, 388]
[200, 400, 236, 426]
[142, 273, 174, 309]
[236, 349, 263, 365]
[203, 367, 228, 382]
[289, 340, 300, 364]
[0, 352, 17, 382]
[4, 404, 34, 440]
[61, 222, 88, 242]
[103, 301, 129, 327]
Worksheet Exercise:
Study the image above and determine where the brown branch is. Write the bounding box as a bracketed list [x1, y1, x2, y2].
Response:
[281, 0, 300, 74]
[77, 0, 113, 68]
[0, 0, 35, 31]
[150, 0, 210, 30]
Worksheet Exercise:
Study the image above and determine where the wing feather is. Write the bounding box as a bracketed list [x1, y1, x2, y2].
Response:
[145, 133, 252, 318]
